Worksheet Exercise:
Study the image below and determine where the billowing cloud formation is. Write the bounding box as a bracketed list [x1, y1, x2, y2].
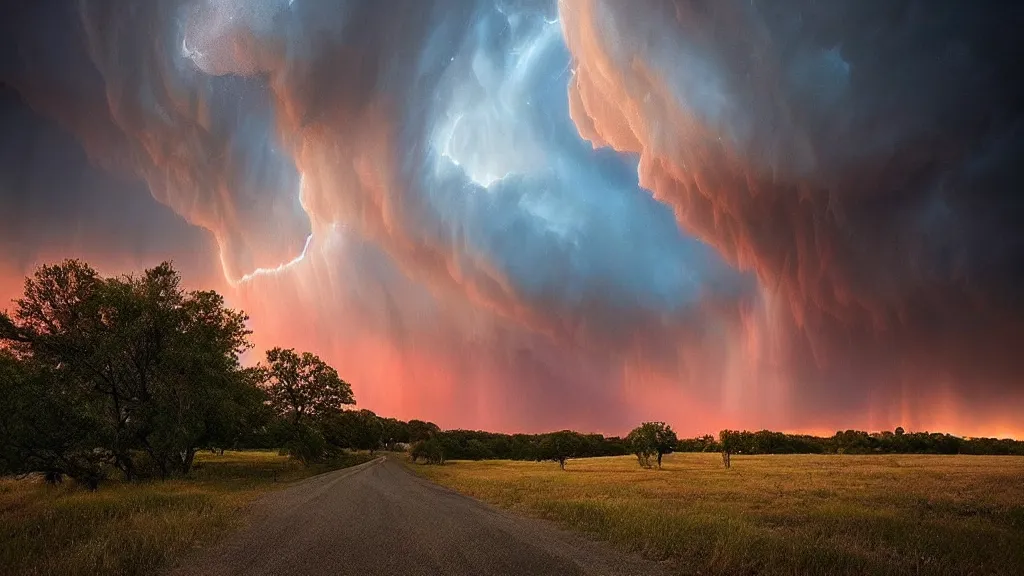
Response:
[1, 0, 1021, 436]
[560, 0, 1024, 428]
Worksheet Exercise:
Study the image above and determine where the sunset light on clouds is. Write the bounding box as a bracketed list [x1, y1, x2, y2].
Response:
[2, 0, 1022, 437]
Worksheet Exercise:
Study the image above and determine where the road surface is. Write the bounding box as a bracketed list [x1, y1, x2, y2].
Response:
[172, 456, 674, 576]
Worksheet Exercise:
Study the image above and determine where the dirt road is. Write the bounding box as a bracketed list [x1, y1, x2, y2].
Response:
[172, 456, 672, 576]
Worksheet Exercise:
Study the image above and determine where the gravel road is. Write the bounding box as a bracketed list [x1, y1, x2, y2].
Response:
[172, 456, 674, 576]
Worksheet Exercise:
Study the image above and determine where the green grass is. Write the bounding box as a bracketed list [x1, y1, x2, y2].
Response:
[411, 453, 1024, 575]
[0, 450, 374, 576]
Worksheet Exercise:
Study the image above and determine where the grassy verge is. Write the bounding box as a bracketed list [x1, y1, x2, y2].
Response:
[1, 450, 374, 576]
[410, 453, 1024, 575]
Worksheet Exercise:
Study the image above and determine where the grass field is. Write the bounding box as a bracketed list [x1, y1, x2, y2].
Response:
[0, 450, 374, 576]
[412, 453, 1024, 575]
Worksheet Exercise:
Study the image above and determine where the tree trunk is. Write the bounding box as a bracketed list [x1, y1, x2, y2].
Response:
[657, 452, 663, 468]
[117, 452, 136, 481]
[181, 447, 196, 475]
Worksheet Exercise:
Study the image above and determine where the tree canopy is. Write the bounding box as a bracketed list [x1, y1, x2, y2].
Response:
[258, 347, 356, 463]
[260, 347, 354, 425]
[537, 430, 583, 470]
[0, 260, 259, 484]
[627, 422, 678, 468]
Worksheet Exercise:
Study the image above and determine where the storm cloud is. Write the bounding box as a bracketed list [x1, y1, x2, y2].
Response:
[1, 0, 1021, 436]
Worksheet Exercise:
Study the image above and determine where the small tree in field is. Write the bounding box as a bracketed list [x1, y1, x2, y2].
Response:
[628, 422, 677, 468]
[628, 425, 655, 468]
[537, 431, 582, 470]
[653, 423, 678, 467]
[719, 430, 736, 468]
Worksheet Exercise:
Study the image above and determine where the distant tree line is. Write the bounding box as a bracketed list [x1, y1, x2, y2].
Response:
[708, 428, 1024, 456]
[405, 422, 680, 470]
[402, 423, 1024, 469]
[408, 429, 631, 467]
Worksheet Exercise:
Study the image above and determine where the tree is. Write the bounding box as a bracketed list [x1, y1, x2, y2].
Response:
[380, 417, 410, 450]
[895, 426, 906, 436]
[0, 260, 255, 481]
[127, 276, 254, 477]
[410, 440, 427, 463]
[407, 419, 441, 442]
[260, 348, 354, 425]
[464, 439, 493, 460]
[537, 430, 582, 470]
[0, 350, 107, 488]
[410, 437, 445, 464]
[350, 409, 383, 453]
[719, 430, 737, 467]
[677, 434, 719, 453]
[653, 423, 678, 467]
[628, 422, 677, 468]
[201, 367, 274, 454]
[259, 347, 355, 463]
[628, 426, 655, 468]
[321, 408, 382, 454]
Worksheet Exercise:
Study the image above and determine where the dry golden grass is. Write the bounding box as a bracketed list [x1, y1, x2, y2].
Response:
[0, 450, 373, 576]
[413, 453, 1024, 575]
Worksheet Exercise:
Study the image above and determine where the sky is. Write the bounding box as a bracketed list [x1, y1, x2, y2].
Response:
[1, 0, 1022, 438]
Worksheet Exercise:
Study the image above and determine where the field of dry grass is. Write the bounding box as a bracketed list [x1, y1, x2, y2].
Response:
[412, 453, 1024, 575]
[0, 450, 373, 576]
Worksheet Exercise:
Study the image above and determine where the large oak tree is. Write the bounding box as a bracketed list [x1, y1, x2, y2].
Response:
[0, 260, 256, 483]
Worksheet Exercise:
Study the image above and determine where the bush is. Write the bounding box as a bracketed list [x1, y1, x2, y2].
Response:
[410, 438, 445, 464]
[285, 424, 334, 465]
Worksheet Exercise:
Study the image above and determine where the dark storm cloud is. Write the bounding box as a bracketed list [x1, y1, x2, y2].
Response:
[3, 0, 310, 282]
[562, 0, 1024, 420]
[0, 85, 217, 282]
